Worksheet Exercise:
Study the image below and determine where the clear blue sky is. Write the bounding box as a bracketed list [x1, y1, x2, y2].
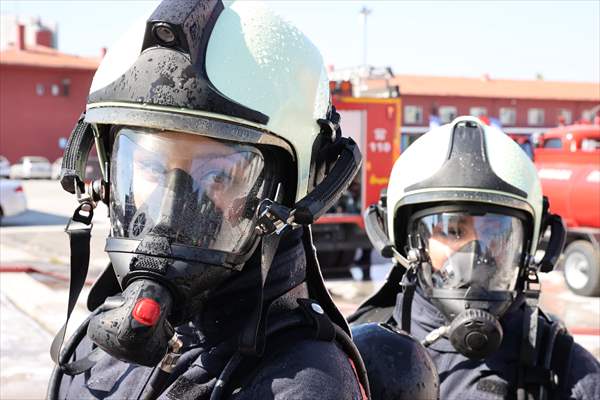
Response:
[1, 0, 599, 82]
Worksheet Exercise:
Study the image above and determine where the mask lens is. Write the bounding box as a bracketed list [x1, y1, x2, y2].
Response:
[412, 211, 524, 291]
[110, 128, 268, 254]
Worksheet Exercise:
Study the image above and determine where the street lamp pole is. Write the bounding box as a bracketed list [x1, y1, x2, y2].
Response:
[359, 6, 371, 68]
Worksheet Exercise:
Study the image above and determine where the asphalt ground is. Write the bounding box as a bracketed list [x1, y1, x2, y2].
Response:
[1, 180, 599, 399]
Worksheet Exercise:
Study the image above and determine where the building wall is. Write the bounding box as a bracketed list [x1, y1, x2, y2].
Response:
[0, 64, 94, 162]
[401, 94, 599, 128]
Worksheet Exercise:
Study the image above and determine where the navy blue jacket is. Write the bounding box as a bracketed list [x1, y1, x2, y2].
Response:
[394, 291, 600, 400]
[55, 230, 364, 400]
[56, 328, 363, 400]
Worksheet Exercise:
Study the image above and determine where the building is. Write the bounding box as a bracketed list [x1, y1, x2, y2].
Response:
[1, 15, 58, 51]
[365, 74, 600, 149]
[0, 20, 100, 163]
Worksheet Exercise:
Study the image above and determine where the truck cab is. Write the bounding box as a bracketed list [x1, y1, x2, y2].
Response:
[535, 124, 600, 296]
[312, 85, 401, 278]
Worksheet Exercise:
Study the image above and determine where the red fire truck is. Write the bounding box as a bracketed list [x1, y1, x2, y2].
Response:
[535, 124, 600, 296]
[312, 93, 401, 276]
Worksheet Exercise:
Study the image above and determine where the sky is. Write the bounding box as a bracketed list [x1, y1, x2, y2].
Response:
[1, 0, 599, 83]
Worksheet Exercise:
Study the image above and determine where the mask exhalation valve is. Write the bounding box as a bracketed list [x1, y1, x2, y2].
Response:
[448, 308, 503, 359]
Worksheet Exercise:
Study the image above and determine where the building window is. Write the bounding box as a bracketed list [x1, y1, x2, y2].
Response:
[469, 107, 487, 118]
[51, 84, 60, 96]
[404, 105, 423, 124]
[558, 109, 572, 124]
[528, 108, 545, 125]
[581, 138, 600, 151]
[439, 106, 457, 123]
[36, 84, 44, 96]
[499, 107, 516, 125]
[582, 110, 592, 122]
[62, 79, 71, 97]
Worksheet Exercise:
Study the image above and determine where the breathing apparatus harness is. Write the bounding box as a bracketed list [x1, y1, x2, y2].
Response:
[48, 108, 371, 400]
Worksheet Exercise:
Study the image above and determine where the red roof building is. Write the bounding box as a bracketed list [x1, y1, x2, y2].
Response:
[365, 74, 600, 149]
[0, 24, 100, 163]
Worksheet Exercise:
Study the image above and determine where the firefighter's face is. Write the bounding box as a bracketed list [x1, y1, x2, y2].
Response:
[130, 131, 259, 221]
[427, 215, 478, 271]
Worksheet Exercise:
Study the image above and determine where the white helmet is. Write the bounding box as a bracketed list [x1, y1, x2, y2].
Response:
[57, 0, 362, 363]
[387, 116, 543, 254]
[86, 0, 331, 201]
[360, 116, 566, 360]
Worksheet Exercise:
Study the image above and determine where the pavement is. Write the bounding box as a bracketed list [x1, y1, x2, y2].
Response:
[1, 180, 599, 399]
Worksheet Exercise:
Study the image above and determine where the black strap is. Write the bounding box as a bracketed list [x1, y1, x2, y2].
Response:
[517, 271, 541, 400]
[49, 203, 101, 375]
[297, 298, 336, 341]
[549, 331, 574, 399]
[400, 268, 417, 333]
[238, 233, 282, 356]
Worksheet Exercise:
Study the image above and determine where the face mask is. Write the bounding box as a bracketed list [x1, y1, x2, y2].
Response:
[433, 241, 504, 359]
[89, 130, 270, 366]
[412, 210, 525, 359]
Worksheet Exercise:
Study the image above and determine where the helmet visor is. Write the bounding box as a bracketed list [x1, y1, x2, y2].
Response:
[412, 211, 525, 291]
[110, 128, 269, 254]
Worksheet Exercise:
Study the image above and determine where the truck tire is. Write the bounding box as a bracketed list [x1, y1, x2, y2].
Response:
[563, 240, 600, 297]
[318, 250, 356, 279]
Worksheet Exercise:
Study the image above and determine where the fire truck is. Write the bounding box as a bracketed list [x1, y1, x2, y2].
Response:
[535, 124, 600, 296]
[312, 81, 401, 276]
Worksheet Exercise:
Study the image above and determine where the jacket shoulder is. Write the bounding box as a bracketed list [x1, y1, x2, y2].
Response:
[232, 339, 363, 400]
[565, 342, 600, 400]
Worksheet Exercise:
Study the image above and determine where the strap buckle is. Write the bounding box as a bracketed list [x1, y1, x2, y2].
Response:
[65, 202, 94, 231]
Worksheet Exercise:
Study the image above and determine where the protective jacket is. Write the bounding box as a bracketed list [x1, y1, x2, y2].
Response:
[395, 290, 600, 400]
[53, 229, 366, 400]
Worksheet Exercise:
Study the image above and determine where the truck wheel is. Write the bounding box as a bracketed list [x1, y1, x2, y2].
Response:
[563, 240, 600, 297]
[318, 250, 356, 279]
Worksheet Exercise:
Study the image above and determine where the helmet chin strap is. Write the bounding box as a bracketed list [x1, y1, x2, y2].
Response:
[238, 231, 282, 356]
[399, 234, 428, 334]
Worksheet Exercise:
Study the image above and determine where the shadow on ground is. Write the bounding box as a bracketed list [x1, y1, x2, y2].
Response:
[1, 210, 69, 227]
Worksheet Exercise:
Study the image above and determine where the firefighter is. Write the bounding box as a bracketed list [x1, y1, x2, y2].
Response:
[350, 116, 600, 399]
[47, 1, 371, 399]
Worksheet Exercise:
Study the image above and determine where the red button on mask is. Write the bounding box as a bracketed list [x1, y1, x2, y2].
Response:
[132, 298, 161, 326]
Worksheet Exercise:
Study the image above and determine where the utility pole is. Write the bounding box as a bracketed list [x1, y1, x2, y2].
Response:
[359, 6, 371, 68]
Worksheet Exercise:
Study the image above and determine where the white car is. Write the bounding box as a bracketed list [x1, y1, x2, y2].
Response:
[0, 156, 9, 178]
[52, 157, 63, 180]
[0, 179, 27, 222]
[10, 156, 52, 179]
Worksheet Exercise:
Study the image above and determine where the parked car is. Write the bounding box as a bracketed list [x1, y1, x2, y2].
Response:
[0, 179, 27, 222]
[52, 157, 63, 180]
[0, 156, 10, 178]
[9, 156, 52, 179]
[52, 156, 103, 182]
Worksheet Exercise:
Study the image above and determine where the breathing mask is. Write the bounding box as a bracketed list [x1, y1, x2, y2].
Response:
[408, 206, 528, 359]
[82, 128, 274, 365]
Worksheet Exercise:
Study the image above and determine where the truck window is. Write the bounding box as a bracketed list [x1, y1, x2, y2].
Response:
[543, 138, 562, 149]
[581, 138, 600, 152]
